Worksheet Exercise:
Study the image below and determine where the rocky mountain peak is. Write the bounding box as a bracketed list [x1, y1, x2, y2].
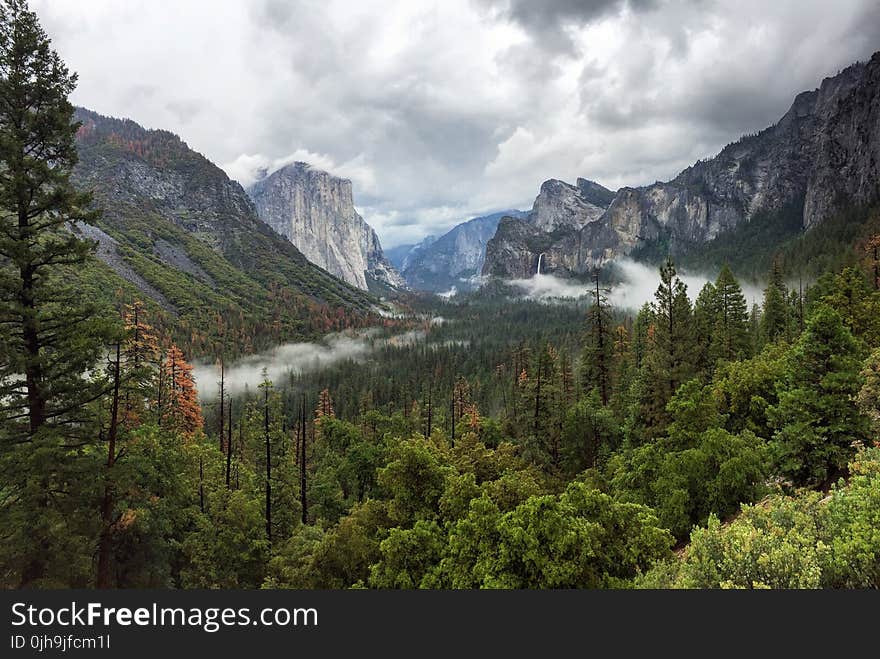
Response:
[483, 50, 880, 280]
[529, 178, 607, 232]
[247, 163, 404, 291]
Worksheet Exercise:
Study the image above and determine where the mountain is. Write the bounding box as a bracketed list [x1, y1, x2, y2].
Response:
[483, 52, 880, 279]
[385, 234, 438, 272]
[483, 181, 613, 278]
[385, 242, 417, 270]
[71, 108, 374, 357]
[401, 210, 526, 292]
[247, 162, 405, 292]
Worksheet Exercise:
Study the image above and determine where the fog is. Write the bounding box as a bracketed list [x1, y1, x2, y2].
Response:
[193, 332, 374, 401]
[193, 326, 439, 401]
[508, 258, 764, 309]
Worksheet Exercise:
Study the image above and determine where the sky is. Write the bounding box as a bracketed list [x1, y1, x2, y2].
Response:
[35, 0, 880, 247]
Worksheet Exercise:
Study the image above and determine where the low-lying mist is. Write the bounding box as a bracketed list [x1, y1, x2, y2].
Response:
[193, 333, 372, 401]
[508, 258, 764, 309]
[193, 327, 431, 401]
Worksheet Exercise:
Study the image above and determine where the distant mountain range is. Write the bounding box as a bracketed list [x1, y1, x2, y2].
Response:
[483, 51, 880, 279]
[396, 210, 526, 292]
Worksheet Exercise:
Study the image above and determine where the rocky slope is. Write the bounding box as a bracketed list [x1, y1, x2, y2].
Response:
[484, 51, 880, 279]
[247, 162, 405, 291]
[72, 108, 374, 355]
[401, 210, 525, 291]
[483, 180, 613, 278]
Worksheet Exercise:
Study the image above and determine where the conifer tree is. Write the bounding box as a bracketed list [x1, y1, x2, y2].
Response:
[641, 259, 695, 433]
[761, 258, 788, 344]
[770, 306, 869, 485]
[0, 0, 113, 586]
[580, 269, 613, 405]
[710, 264, 750, 363]
[163, 345, 203, 437]
[692, 281, 718, 375]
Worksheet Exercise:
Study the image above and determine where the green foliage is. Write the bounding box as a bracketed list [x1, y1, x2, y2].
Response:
[644, 448, 880, 589]
[0, 0, 116, 586]
[639, 259, 695, 435]
[858, 348, 880, 438]
[444, 482, 672, 589]
[609, 380, 769, 539]
[180, 486, 269, 589]
[378, 438, 453, 525]
[369, 520, 445, 589]
[769, 305, 869, 485]
[561, 393, 620, 473]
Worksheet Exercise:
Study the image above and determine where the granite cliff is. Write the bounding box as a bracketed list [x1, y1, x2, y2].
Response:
[484, 52, 880, 279]
[247, 162, 404, 291]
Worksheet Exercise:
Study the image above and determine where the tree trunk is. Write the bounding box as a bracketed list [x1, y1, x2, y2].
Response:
[264, 386, 272, 545]
[300, 396, 308, 525]
[96, 343, 123, 587]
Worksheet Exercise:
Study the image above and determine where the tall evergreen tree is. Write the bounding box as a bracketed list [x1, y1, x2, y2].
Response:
[692, 281, 717, 375]
[769, 306, 869, 485]
[0, 0, 112, 586]
[580, 269, 612, 405]
[761, 258, 788, 344]
[641, 259, 695, 433]
[710, 264, 750, 363]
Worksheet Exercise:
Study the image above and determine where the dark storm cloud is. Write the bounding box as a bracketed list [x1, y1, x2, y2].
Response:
[480, 0, 658, 53]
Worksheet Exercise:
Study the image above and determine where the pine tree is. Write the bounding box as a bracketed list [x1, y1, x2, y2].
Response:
[769, 305, 869, 485]
[580, 269, 613, 405]
[710, 264, 750, 363]
[163, 344, 203, 437]
[0, 0, 113, 586]
[761, 258, 788, 344]
[315, 388, 335, 422]
[692, 281, 718, 375]
[641, 259, 695, 433]
[120, 301, 158, 427]
[631, 303, 652, 370]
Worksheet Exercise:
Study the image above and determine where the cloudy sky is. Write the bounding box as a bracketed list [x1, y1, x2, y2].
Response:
[35, 0, 880, 247]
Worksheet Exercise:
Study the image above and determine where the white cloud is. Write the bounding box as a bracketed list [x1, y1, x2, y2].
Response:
[35, 0, 880, 247]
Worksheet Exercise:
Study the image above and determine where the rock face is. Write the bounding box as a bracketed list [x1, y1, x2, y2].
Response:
[484, 51, 880, 278]
[483, 181, 613, 279]
[529, 179, 607, 232]
[401, 210, 525, 291]
[247, 162, 404, 290]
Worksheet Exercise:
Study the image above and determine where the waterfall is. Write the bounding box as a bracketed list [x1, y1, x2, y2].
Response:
[536, 253, 544, 276]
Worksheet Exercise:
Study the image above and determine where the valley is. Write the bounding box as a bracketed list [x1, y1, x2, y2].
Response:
[1, 0, 879, 593]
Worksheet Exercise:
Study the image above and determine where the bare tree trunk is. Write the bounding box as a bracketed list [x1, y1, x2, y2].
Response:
[264, 385, 272, 545]
[96, 342, 122, 588]
[300, 395, 308, 525]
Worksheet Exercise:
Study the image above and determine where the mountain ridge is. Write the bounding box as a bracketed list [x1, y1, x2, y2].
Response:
[483, 52, 880, 279]
[72, 108, 375, 357]
[400, 210, 526, 292]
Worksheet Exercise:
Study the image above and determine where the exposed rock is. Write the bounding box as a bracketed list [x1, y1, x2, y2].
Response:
[401, 210, 525, 291]
[529, 179, 607, 232]
[247, 162, 405, 290]
[71, 107, 373, 340]
[71, 222, 176, 314]
[483, 181, 613, 279]
[483, 51, 880, 278]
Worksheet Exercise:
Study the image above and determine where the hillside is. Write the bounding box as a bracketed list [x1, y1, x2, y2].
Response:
[71, 108, 376, 357]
